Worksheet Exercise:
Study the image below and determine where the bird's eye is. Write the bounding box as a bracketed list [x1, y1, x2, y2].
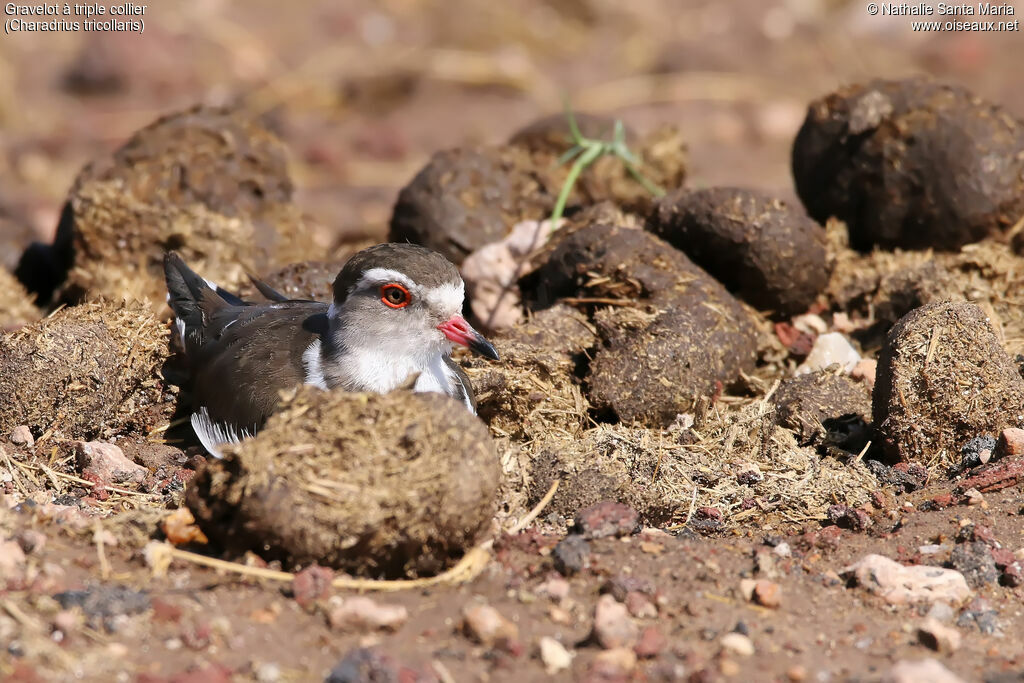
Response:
[380, 283, 411, 309]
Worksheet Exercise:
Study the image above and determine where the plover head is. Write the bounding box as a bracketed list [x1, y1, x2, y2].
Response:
[319, 243, 498, 393]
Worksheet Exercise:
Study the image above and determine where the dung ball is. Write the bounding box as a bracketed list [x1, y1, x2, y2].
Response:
[388, 146, 551, 265]
[59, 106, 320, 307]
[532, 224, 761, 426]
[649, 187, 830, 316]
[792, 77, 1024, 251]
[0, 300, 175, 439]
[186, 387, 501, 578]
[874, 301, 1024, 467]
[587, 303, 759, 427]
[526, 426, 671, 525]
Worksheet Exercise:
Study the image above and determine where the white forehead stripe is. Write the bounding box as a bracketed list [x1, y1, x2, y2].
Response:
[423, 281, 465, 315]
[352, 268, 416, 294]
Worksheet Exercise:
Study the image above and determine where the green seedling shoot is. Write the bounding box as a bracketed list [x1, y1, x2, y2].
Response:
[550, 105, 666, 228]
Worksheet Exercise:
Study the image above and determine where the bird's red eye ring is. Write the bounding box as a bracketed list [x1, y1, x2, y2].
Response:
[380, 283, 411, 309]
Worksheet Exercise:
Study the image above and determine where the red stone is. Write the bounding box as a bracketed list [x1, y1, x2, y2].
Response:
[994, 428, 1024, 459]
[292, 564, 334, 609]
[1002, 562, 1023, 587]
[634, 626, 667, 658]
[774, 322, 815, 356]
[151, 597, 183, 623]
[575, 501, 639, 539]
[815, 525, 843, 550]
[990, 547, 1016, 568]
[696, 507, 722, 521]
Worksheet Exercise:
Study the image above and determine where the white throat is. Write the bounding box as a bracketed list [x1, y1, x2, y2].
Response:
[303, 338, 474, 413]
[330, 341, 449, 394]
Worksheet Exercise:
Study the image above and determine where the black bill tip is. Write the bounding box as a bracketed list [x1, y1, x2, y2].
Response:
[470, 333, 500, 361]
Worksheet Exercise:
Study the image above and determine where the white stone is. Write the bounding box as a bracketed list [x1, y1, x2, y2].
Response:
[539, 636, 574, 674]
[720, 632, 755, 657]
[462, 603, 518, 647]
[593, 594, 639, 649]
[9, 426, 34, 447]
[327, 596, 408, 632]
[796, 332, 861, 374]
[841, 554, 972, 606]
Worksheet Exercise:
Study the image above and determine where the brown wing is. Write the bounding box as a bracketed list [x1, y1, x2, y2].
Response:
[190, 303, 329, 432]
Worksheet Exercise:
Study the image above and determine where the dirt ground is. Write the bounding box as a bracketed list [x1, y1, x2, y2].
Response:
[3, 1, 1024, 682]
[0, 485, 1020, 682]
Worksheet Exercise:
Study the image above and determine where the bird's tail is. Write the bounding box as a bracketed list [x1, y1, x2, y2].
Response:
[164, 252, 223, 349]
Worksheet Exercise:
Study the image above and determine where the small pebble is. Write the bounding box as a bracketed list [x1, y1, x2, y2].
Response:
[720, 659, 741, 676]
[552, 535, 590, 575]
[842, 554, 972, 605]
[827, 504, 872, 531]
[624, 591, 657, 619]
[75, 441, 147, 487]
[753, 548, 779, 579]
[773, 542, 792, 558]
[994, 427, 1024, 459]
[961, 435, 996, 468]
[1002, 560, 1023, 587]
[850, 358, 877, 390]
[793, 313, 828, 336]
[538, 636, 573, 674]
[925, 602, 955, 623]
[796, 332, 861, 374]
[291, 565, 333, 609]
[593, 594, 639, 649]
[720, 632, 755, 657]
[326, 648, 402, 683]
[736, 462, 764, 486]
[15, 530, 46, 555]
[787, 665, 808, 682]
[462, 603, 518, 649]
[633, 626, 666, 658]
[9, 425, 34, 447]
[52, 610, 81, 638]
[574, 501, 639, 539]
[963, 488, 985, 506]
[548, 605, 571, 625]
[327, 596, 408, 632]
[255, 662, 281, 683]
[957, 597, 1000, 635]
[950, 542, 999, 588]
[917, 544, 946, 556]
[740, 579, 782, 608]
[753, 580, 783, 608]
[535, 576, 570, 603]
